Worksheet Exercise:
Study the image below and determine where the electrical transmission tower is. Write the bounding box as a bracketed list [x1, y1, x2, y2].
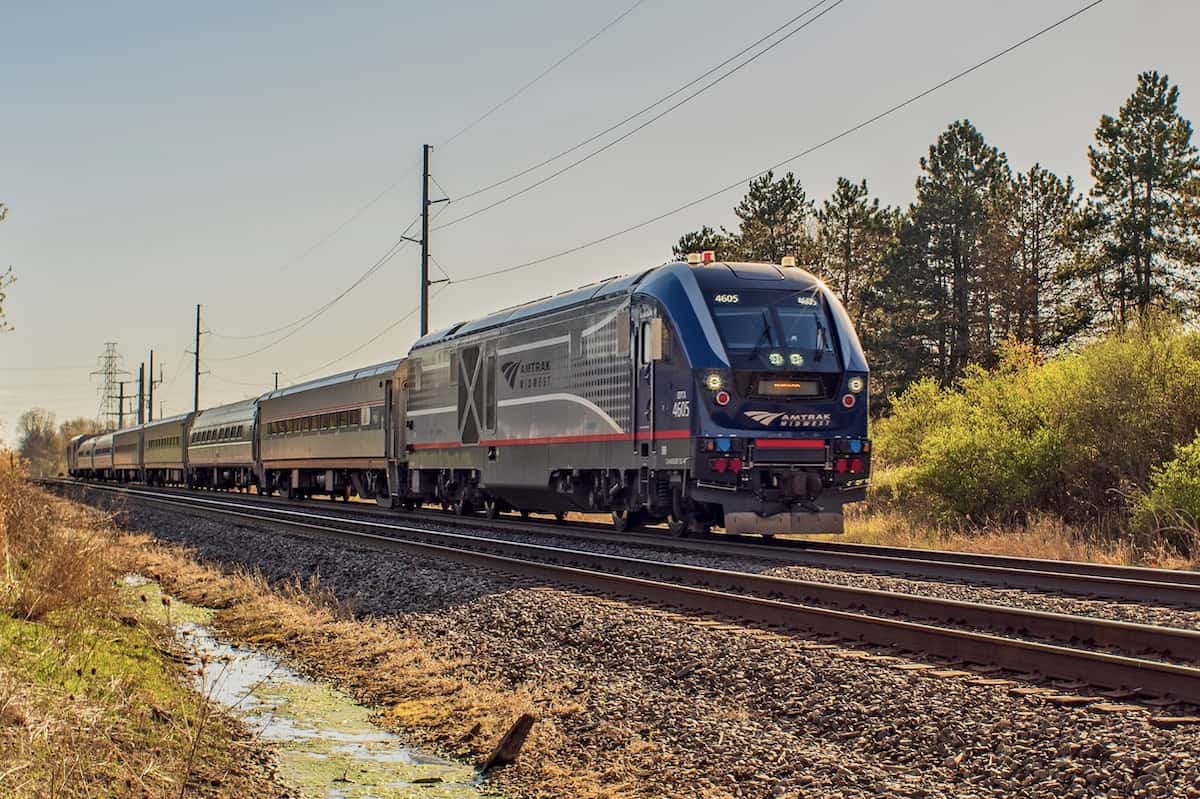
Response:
[91, 342, 129, 430]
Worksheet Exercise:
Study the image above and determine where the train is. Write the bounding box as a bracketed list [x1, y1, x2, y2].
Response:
[67, 255, 870, 535]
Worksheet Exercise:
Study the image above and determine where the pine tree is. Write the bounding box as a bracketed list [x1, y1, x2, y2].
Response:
[672, 225, 741, 261]
[733, 171, 814, 264]
[908, 120, 1012, 379]
[814, 178, 899, 328]
[1000, 164, 1088, 348]
[1088, 71, 1200, 322]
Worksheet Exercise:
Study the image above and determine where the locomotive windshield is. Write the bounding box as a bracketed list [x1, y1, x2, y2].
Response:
[707, 290, 836, 367]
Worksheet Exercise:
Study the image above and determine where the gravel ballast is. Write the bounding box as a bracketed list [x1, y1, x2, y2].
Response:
[111, 498, 1200, 799]
[105, 487, 1200, 632]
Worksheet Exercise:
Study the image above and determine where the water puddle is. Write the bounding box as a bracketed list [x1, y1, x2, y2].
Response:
[122, 576, 482, 798]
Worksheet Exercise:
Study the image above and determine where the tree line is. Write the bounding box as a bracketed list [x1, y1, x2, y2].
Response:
[13, 409, 102, 477]
[673, 71, 1200, 404]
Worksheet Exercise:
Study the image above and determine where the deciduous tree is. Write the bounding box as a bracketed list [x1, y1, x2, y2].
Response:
[17, 408, 61, 476]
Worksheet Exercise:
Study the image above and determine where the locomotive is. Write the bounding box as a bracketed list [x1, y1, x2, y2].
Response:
[69, 255, 869, 535]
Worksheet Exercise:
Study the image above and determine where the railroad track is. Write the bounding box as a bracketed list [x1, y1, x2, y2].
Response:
[44, 477, 1200, 607]
[51, 479, 1200, 705]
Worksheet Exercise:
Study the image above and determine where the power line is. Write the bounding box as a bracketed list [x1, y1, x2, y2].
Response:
[221, 1, 646, 318]
[438, 0, 650, 149]
[292, 288, 445, 381]
[273, 163, 422, 276]
[208, 371, 272, 389]
[450, 0, 1107, 287]
[209, 217, 419, 342]
[444, 0, 838, 209]
[433, 0, 844, 232]
[208, 231, 415, 361]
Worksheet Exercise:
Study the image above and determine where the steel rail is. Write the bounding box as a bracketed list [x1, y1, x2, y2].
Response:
[46, 477, 1200, 608]
[59, 480, 1200, 703]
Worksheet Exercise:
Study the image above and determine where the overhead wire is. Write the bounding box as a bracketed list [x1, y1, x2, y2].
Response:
[208, 213, 421, 342]
[292, 283, 451, 380]
[449, 0, 1108, 286]
[431, 0, 845, 233]
[438, 0, 650, 149]
[209, 1, 645, 342]
[208, 231, 415, 362]
[443, 0, 838, 208]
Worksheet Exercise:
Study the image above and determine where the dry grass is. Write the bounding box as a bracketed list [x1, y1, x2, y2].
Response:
[0, 460, 283, 798]
[840, 503, 1200, 569]
[111, 534, 651, 799]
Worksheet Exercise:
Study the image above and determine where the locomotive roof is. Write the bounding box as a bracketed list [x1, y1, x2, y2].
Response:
[261, 358, 403, 401]
[409, 261, 826, 349]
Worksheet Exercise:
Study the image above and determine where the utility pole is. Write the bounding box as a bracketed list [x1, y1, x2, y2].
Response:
[193, 304, 202, 413]
[420, 144, 431, 336]
[137, 363, 145, 425]
[405, 144, 450, 337]
[148, 349, 161, 422]
[274, 371, 280, 391]
[113, 379, 136, 429]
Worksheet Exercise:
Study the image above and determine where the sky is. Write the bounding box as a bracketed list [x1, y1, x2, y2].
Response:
[1, 0, 1197, 445]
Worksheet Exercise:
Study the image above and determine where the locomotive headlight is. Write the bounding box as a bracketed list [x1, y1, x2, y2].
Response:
[768, 352, 785, 367]
[705, 373, 724, 391]
[847, 375, 865, 393]
[789, 352, 804, 367]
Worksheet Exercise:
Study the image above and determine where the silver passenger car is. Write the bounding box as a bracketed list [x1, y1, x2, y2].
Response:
[258, 360, 402, 500]
[90, 432, 115, 478]
[141, 413, 193, 485]
[112, 426, 142, 482]
[187, 398, 258, 490]
[72, 431, 97, 475]
[67, 433, 97, 477]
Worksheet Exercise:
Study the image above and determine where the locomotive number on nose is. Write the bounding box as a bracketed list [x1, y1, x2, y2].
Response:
[671, 400, 691, 418]
[713, 293, 739, 303]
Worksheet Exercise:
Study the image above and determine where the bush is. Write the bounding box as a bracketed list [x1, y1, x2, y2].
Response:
[1131, 435, 1200, 555]
[873, 321, 1200, 529]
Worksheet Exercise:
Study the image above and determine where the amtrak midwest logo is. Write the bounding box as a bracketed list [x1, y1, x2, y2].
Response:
[501, 359, 553, 390]
[744, 410, 833, 428]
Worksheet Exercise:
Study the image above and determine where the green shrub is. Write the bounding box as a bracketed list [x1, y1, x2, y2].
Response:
[873, 321, 1200, 526]
[1131, 435, 1200, 555]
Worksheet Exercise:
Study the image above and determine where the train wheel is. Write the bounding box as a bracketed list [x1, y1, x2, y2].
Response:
[667, 515, 690, 537]
[611, 509, 644, 533]
[483, 498, 500, 519]
[554, 511, 566, 523]
[519, 510, 531, 520]
[453, 497, 474, 516]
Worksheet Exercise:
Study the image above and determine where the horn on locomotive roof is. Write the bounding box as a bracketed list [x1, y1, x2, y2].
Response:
[781, 255, 797, 268]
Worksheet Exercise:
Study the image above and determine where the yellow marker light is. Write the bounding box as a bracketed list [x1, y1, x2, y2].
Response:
[789, 353, 804, 366]
[686, 252, 702, 265]
[768, 352, 785, 367]
[705, 373, 724, 391]
[848, 376, 865, 393]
